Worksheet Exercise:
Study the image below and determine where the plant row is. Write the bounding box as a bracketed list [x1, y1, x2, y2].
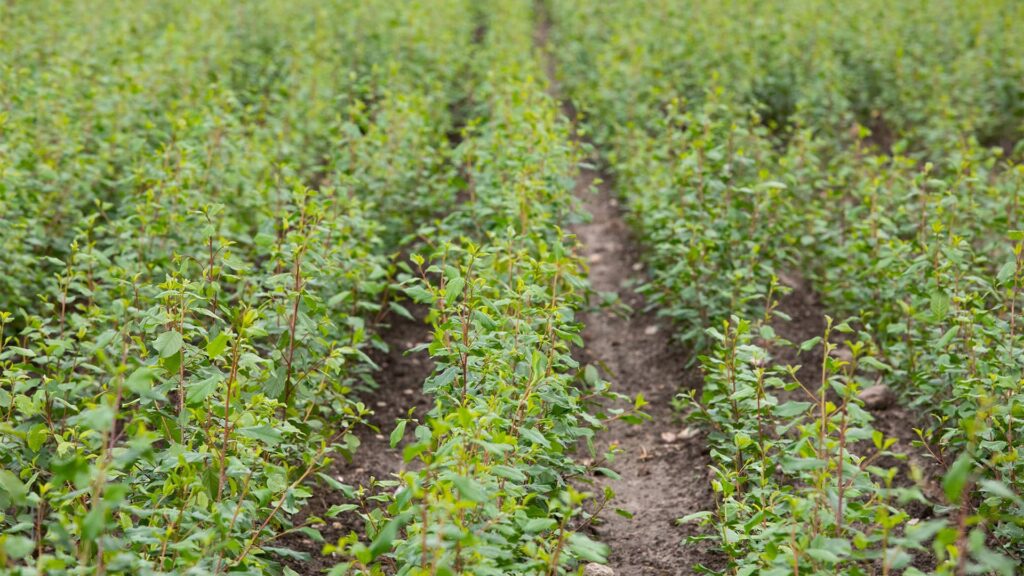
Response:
[549, 0, 1023, 573]
[0, 1, 481, 573]
[325, 2, 636, 573]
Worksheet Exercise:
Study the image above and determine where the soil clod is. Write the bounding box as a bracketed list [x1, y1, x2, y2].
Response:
[859, 383, 896, 410]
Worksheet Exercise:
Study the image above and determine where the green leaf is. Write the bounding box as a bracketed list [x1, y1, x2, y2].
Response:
[390, 420, 407, 449]
[978, 479, 1023, 505]
[81, 504, 106, 542]
[206, 333, 230, 359]
[187, 374, 221, 404]
[388, 301, 415, 321]
[68, 405, 115, 433]
[799, 336, 822, 352]
[936, 326, 959, 349]
[679, 510, 711, 524]
[368, 513, 412, 560]
[997, 260, 1016, 284]
[733, 432, 752, 449]
[567, 532, 609, 562]
[929, 290, 950, 321]
[237, 425, 284, 446]
[943, 452, 973, 504]
[0, 470, 28, 505]
[326, 504, 359, 517]
[27, 424, 47, 452]
[452, 476, 488, 503]
[125, 366, 158, 397]
[3, 535, 34, 559]
[806, 548, 841, 563]
[444, 277, 465, 303]
[154, 331, 184, 358]
[523, 518, 558, 533]
[490, 465, 527, 482]
[405, 286, 434, 304]
[774, 401, 811, 418]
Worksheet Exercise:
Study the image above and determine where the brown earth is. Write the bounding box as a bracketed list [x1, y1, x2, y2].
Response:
[536, 6, 723, 573]
[281, 310, 434, 575]
[569, 166, 724, 575]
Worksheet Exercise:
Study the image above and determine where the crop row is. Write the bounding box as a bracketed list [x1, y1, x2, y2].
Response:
[551, 0, 1023, 573]
[0, 1, 480, 573]
[325, 1, 636, 573]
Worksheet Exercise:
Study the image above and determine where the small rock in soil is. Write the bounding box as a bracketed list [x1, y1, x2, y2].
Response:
[583, 563, 615, 576]
[777, 271, 804, 290]
[660, 428, 700, 444]
[678, 427, 700, 441]
[631, 262, 643, 271]
[644, 325, 660, 335]
[858, 384, 895, 410]
[831, 347, 854, 362]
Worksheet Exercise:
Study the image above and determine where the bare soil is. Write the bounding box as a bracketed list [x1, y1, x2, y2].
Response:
[282, 310, 434, 575]
[570, 166, 724, 575]
[536, 7, 721, 573]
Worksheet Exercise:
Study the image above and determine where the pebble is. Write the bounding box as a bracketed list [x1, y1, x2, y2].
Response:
[644, 325, 660, 335]
[831, 347, 854, 362]
[677, 427, 699, 440]
[661, 427, 699, 443]
[583, 564, 615, 576]
[858, 384, 895, 410]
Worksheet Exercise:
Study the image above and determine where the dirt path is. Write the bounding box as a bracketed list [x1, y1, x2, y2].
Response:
[284, 311, 434, 574]
[533, 10, 721, 574]
[571, 169, 723, 574]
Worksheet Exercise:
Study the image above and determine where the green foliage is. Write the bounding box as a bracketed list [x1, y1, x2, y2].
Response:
[0, 0, 477, 572]
[551, 0, 1024, 572]
[323, 2, 638, 573]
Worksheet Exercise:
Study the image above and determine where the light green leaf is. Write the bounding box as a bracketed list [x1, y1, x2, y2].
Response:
[154, 331, 184, 358]
[390, 420, 406, 449]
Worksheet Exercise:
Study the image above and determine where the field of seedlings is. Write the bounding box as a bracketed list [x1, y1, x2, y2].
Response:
[1, 0, 1022, 574]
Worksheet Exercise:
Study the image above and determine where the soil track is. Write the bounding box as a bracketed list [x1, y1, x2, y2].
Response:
[535, 8, 722, 574]
[283, 311, 434, 575]
[570, 169, 723, 574]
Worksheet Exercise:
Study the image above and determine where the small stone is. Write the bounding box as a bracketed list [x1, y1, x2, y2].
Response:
[403, 388, 415, 395]
[777, 271, 803, 290]
[644, 325, 660, 335]
[583, 563, 615, 576]
[376, 401, 387, 408]
[331, 521, 343, 529]
[677, 427, 699, 441]
[858, 384, 895, 410]
[589, 253, 603, 263]
[662, 427, 698, 444]
[831, 347, 854, 362]
[374, 434, 385, 440]
[632, 262, 643, 271]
